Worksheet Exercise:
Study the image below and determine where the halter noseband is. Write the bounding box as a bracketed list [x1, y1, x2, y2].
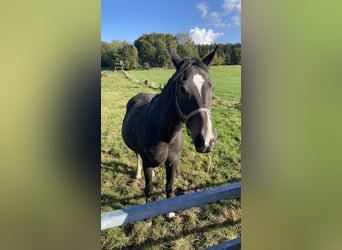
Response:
[175, 81, 211, 124]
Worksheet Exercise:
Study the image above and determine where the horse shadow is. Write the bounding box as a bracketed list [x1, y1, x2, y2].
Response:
[102, 158, 140, 178]
[101, 156, 241, 210]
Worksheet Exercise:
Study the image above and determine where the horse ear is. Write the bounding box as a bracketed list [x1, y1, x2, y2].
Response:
[202, 46, 218, 66]
[169, 47, 183, 69]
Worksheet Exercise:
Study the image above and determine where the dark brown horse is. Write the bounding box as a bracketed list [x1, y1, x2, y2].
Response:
[122, 47, 218, 221]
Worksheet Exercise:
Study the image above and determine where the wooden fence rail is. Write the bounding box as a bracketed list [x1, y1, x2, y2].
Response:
[101, 182, 240, 230]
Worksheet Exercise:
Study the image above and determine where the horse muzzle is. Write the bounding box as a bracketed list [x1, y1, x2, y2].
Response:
[194, 130, 217, 153]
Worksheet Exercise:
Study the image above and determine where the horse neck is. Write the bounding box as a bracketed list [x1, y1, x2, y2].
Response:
[149, 80, 183, 141]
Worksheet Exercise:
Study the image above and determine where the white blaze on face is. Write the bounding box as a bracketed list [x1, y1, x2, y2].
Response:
[204, 112, 214, 147]
[192, 73, 205, 97]
[192, 73, 214, 147]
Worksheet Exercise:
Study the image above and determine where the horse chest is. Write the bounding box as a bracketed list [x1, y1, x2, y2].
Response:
[143, 142, 169, 166]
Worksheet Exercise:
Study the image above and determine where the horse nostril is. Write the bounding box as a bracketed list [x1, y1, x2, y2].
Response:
[195, 134, 205, 152]
[195, 134, 205, 148]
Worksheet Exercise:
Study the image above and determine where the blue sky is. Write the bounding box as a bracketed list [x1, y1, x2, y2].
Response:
[101, 0, 241, 44]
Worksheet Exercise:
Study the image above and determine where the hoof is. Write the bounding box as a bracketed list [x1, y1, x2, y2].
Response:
[145, 220, 152, 227]
[166, 212, 176, 219]
[136, 174, 142, 179]
[145, 217, 152, 227]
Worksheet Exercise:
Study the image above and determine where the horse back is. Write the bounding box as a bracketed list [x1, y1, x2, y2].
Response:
[125, 93, 155, 113]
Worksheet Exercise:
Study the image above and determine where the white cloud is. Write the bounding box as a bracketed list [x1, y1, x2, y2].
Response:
[209, 11, 225, 28]
[197, 0, 241, 29]
[197, 2, 224, 28]
[197, 2, 208, 18]
[189, 27, 224, 45]
[230, 15, 241, 28]
[222, 0, 241, 14]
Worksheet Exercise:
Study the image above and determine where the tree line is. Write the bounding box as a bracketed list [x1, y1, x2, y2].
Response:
[101, 32, 241, 70]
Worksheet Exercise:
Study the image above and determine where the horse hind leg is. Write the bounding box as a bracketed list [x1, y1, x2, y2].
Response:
[143, 166, 154, 226]
[136, 153, 154, 179]
[135, 153, 142, 179]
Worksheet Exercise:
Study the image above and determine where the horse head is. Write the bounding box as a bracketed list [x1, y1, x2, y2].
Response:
[170, 47, 218, 153]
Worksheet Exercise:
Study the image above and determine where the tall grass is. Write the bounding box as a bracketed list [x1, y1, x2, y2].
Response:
[101, 66, 241, 249]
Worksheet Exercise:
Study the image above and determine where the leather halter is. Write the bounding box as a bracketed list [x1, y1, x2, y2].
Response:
[174, 81, 211, 124]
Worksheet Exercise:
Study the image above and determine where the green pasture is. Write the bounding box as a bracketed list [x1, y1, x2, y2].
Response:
[101, 66, 241, 249]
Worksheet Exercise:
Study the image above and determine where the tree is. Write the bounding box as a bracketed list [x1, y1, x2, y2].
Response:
[117, 43, 140, 70]
[165, 34, 178, 50]
[135, 33, 177, 68]
[155, 40, 169, 67]
[101, 42, 114, 68]
[130, 45, 140, 69]
[197, 44, 211, 58]
[101, 34, 242, 70]
[175, 33, 193, 45]
[101, 40, 141, 70]
[175, 33, 198, 58]
[223, 44, 232, 65]
[230, 44, 241, 65]
[109, 40, 125, 68]
[164, 34, 178, 67]
[134, 36, 155, 68]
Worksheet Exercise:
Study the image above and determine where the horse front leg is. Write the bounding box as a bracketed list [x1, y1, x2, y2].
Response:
[143, 166, 154, 226]
[165, 160, 178, 219]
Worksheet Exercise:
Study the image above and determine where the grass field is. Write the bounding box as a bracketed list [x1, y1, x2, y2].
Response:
[101, 65, 241, 249]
